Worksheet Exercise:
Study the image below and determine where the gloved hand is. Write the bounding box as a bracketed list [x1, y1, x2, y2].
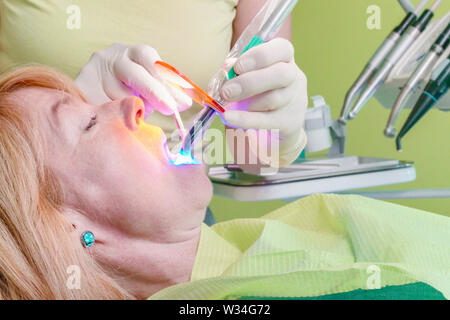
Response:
[75, 43, 192, 117]
[220, 38, 308, 167]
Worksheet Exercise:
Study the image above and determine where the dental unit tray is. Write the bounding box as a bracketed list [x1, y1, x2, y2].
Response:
[208, 95, 419, 202]
[208, 157, 416, 202]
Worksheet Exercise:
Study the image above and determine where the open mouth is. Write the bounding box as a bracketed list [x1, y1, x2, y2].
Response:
[136, 121, 199, 166]
[163, 140, 200, 166]
[163, 140, 177, 163]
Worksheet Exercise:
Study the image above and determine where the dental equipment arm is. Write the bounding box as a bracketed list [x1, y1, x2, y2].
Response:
[339, 0, 429, 123]
[396, 55, 450, 151]
[181, 0, 299, 157]
[385, 22, 450, 137]
[398, 0, 416, 13]
[348, 0, 442, 120]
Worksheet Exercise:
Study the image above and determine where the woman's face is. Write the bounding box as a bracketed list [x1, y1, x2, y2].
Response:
[14, 87, 212, 240]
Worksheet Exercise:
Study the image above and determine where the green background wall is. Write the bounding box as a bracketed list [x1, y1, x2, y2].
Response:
[210, 0, 450, 221]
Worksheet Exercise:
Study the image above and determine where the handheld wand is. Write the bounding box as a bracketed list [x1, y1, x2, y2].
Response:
[180, 0, 299, 157]
[396, 55, 450, 151]
[398, 0, 416, 13]
[385, 22, 450, 137]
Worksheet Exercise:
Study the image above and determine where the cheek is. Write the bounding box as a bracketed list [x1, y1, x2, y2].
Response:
[55, 134, 150, 211]
[57, 127, 213, 231]
[105, 138, 212, 210]
[102, 157, 212, 234]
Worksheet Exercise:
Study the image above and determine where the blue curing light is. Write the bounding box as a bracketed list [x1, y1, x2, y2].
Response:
[169, 148, 200, 166]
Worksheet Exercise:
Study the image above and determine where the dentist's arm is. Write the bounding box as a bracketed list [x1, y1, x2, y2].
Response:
[222, 0, 307, 169]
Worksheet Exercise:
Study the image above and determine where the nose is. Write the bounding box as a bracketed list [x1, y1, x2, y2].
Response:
[120, 97, 145, 131]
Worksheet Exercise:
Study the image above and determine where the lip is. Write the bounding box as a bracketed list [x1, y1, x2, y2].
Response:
[163, 141, 201, 166]
[140, 123, 199, 166]
[163, 140, 178, 163]
[159, 130, 175, 162]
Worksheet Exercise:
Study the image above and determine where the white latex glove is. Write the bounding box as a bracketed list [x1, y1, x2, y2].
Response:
[75, 43, 192, 117]
[220, 38, 308, 167]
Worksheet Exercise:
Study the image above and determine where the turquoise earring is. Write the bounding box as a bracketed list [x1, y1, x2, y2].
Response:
[81, 231, 95, 248]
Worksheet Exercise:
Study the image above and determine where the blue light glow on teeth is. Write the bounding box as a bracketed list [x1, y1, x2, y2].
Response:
[169, 148, 200, 166]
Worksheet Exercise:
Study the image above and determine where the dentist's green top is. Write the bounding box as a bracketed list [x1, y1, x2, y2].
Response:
[0, 0, 237, 134]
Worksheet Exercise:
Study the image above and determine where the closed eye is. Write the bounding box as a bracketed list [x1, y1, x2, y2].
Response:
[86, 115, 97, 131]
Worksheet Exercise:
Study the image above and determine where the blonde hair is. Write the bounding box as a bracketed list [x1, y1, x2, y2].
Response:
[0, 65, 133, 299]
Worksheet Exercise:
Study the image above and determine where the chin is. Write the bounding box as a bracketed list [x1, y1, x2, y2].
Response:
[198, 170, 213, 207]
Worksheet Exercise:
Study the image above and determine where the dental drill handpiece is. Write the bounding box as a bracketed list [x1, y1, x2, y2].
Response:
[180, 0, 299, 155]
[348, 4, 439, 120]
[396, 55, 450, 151]
[398, 0, 416, 13]
[385, 23, 450, 137]
[339, 9, 420, 123]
